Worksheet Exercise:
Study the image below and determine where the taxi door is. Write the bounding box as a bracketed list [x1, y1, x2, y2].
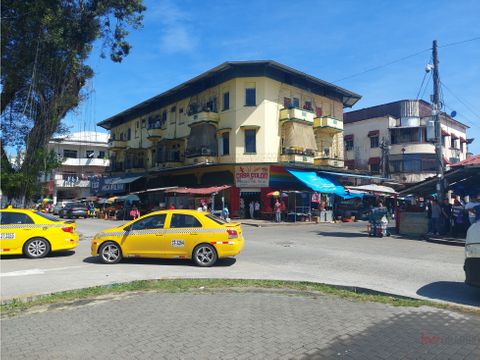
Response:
[0, 211, 35, 254]
[163, 213, 204, 257]
[121, 214, 167, 257]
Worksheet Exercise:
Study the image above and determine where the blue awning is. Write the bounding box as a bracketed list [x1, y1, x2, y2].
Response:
[287, 169, 363, 198]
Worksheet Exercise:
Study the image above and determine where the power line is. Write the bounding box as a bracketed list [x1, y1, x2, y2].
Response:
[440, 80, 480, 121]
[439, 36, 480, 49]
[332, 48, 431, 83]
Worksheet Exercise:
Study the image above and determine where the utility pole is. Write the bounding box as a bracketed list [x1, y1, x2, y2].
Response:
[432, 40, 445, 202]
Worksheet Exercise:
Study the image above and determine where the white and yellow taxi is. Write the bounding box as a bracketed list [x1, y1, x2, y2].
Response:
[0, 206, 79, 258]
[91, 210, 245, 266]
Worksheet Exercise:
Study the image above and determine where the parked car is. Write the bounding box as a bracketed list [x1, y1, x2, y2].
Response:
[52, 203, 63, 215]
[91, 210, 245, 266]
[0, 206, 78, 258]
[59, 202, 88, 219]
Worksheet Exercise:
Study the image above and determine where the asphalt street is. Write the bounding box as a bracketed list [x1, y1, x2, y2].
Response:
[2, 290, 480, 360]
[1, 218, 479, 307]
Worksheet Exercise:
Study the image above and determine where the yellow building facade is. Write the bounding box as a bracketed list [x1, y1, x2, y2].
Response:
[97, 61, 361, 216]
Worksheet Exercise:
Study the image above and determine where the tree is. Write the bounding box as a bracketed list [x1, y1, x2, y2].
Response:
[1, 0, 145, 205]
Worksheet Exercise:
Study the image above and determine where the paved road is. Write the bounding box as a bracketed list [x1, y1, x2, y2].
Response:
[2, 290, 479, 360]
[1, 218, 480, 307]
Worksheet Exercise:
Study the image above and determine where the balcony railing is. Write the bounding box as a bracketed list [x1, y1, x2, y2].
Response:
[188, 111, 219, 126]
[280, 154, 314, 164]
[108, 139, 127, 149]
[313, 116, 343, 133]
[314, 157, 343, 168]
[279, 108, 315, 123]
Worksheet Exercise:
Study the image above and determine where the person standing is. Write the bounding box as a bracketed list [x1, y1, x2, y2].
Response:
[254, 200, 260, 218]
[239, 198, 245, 218]
[274, 199, 281, 223]
[440, 198, 452, 235]
[430, 199, 441, 235]
[249, 201, 254, 219]
[129, 205, 140, 220]
[451, 200, 465, 238]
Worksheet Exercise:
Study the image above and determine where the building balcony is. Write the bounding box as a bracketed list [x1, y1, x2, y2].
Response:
[390, 143, 435, 155]
[147, 127, 164, 140]
[184, 156, 217, 165]
[313, 116, 343, 133]
[61, 158, 110, 167]
[108, 140, 127, 149]
[279, 108, 315, 124]
[188, 111, 219, 126]
[280, 153, 314, 165]
[314, 157, 344, 168]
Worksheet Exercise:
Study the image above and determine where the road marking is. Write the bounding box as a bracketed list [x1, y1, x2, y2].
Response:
[1, 266, 84, 277]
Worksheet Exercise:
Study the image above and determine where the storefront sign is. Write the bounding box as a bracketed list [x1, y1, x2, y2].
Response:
[90, 177, 125, 195]
[235, 166, 270, 188]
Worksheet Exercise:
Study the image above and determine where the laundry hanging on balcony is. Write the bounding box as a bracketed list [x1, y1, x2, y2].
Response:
[186, 123, 217, 157]
[282, 122, 317, 154]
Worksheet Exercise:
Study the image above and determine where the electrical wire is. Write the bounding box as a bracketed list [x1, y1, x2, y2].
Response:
[332, 48, 431, 83]
[440, 81, 480, 121]
[415, 62, 432, 100]
[439, 36, 480, 49]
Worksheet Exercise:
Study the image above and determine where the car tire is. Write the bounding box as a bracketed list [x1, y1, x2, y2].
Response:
[99, 242, 123, 264]
[192, 244, 217, 267]
[24, 238, 50, 258]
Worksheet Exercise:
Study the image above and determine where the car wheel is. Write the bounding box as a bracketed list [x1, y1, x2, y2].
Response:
[99, 242, 122, 264]
[24, 238, 50, 258]
[192, 244, 217, 267]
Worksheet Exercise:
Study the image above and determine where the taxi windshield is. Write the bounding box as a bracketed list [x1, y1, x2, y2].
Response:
[35, 211, 60, 222]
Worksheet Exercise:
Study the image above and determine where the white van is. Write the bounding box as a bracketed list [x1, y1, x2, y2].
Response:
[464, 221, 480, 287]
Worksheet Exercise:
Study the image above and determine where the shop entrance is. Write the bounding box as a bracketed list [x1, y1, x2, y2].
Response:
[240, 189, 261, 219]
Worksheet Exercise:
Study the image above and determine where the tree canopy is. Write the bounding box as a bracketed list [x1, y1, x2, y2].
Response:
[1, 0, 145, 204]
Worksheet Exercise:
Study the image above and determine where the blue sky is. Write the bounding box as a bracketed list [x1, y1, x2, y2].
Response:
[68, 0, 480, 153]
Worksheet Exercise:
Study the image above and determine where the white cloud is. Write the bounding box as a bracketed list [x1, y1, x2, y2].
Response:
[149, 0, 198, 53]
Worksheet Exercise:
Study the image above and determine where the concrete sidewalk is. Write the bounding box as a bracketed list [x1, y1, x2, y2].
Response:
[2, 289, 479, 360]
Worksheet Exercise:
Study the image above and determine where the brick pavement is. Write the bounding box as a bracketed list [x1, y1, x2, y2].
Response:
[1, 290, 480, 360]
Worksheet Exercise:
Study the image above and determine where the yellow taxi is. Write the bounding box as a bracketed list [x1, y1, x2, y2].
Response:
[91, 209, 245, 266]
[0, 206, 79, 258]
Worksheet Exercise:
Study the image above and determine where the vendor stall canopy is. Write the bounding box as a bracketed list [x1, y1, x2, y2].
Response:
[287, 169, 362, 199]
[164, 185, 231, 195]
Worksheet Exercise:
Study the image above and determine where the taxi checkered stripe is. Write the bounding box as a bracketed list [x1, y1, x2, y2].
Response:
[0, 224, 64, 229]
[95, 228, 226, 238]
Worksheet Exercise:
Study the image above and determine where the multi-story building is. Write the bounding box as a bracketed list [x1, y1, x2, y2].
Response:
[343, 100, 472, 183]
[97, 61, 361, 214]
[43, 131, 110, 202]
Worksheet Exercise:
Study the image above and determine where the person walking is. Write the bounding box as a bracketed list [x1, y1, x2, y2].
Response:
[249, 201, 254, 219]
[274, 199, 281, 223]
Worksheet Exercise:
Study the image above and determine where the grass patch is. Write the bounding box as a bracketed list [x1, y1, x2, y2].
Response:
[1, 278, 476, 317]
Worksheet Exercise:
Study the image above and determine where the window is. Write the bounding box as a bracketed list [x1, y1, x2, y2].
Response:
[390, 128, 422, 144]
[370, 136, 379, 148]
[245, 87, 256, 106]
[244, 129, 256, 153]
[34, 212, 60, 222]
[304, 101, 313, 111]
[315, 106, 323, 117]
[450, 137, 456, 149]
[86, 150, 95, 158]
[127, 128, 131, 140]
[293, 97, 300, 108]
[222, 132, 230, 155]
[0, 212, 34, 225]
[389, 154, 437, 173]
[63, 149, 78, 158]
[441, 135, 446, 147]
[283, 97, 291, 108]
[170, 214, 202, 228]
[120, 133, 124, 141]
[223, 92, 230, 111]
[98, 151, 105, 159]
[136, 121, 139, 128]
[130, 214, 166, 231]
[345, 139, 354, 151]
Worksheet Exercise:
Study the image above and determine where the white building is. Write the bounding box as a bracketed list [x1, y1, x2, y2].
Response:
[43, 131, 110, 202]
[344, 100, 472, 184]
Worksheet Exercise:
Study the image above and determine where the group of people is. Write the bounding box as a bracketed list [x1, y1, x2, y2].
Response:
[426, 196, 480, 237]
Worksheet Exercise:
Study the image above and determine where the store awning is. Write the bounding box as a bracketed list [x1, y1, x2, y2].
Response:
[368, 130, 379, 137]
[450, 133, 459, 140]
[164, 185, 231, 195]
[287, 169, 362, 198]
[441, 129, 449, 136]
[368, 157, 381, 165]
[109, 176, 143, 185]
[348, 184, 397, 195]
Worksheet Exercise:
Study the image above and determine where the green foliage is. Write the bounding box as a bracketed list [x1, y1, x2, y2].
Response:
[0, 0, 145, 201]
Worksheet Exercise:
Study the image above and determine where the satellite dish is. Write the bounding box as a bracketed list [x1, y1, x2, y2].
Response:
[450, 111, 457, 118]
